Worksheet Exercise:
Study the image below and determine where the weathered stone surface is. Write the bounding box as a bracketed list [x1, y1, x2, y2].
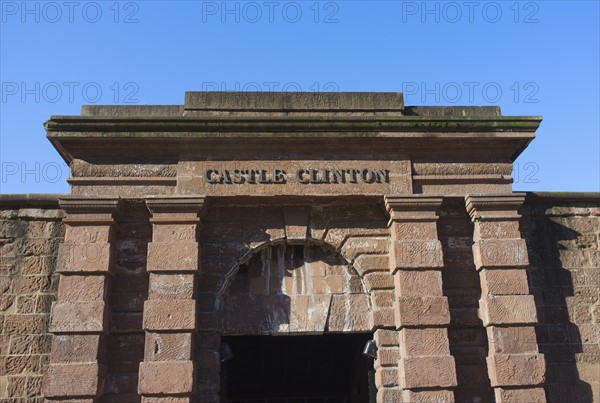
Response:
[42, 362, 102, 397]
[49, 301, 106, 333]
[473, 239, 529, 269]
[396, 296, 451, 327]
[401, 389, 455, 402]
[374, 329, 399, 347]
[146, 241, 198, 272]
[480, 269, 530, 295]
[399, 355, 458, 388]
[57, 274, 105, 302]
[480, 295, 538, 326]
[138, 361, 195, 395]
[144, 333, 193, 361]
[494, 386, 546, 402]
[57, 242, 112, 273]
[394, 270, 443, 297]
[399, 327, 451, 356]
[487, 326, 539, 354]
[487, 353, 546, 387]
[49, 334, 100, 363]
[391, 240, 444, 271]
[148, 273, 195, 300]
[142, 299, 196, 331]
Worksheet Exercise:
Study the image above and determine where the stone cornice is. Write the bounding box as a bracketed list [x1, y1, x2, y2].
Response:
[465, 193, 526, 221]
[58, 196, 121, 215]
[45, 115, 541, 134]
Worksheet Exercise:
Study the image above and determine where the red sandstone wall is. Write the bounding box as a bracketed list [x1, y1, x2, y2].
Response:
[522, 196, 600, 402]
[0, 201, 64, 401]
[0, 194, 598, 402]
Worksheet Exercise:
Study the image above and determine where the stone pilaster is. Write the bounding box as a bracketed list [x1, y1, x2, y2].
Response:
[138, 196, 205, 403]
[42, 197, 121, 402]
[384, 196, 457, 402]
[465, 194, 546, 402]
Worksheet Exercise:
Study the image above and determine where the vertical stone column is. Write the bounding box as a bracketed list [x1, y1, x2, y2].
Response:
[384, 196, 457, 402]
[465, 194, 546, 402]
[138, 196, 204, 403]
[42, 197, 121, 401]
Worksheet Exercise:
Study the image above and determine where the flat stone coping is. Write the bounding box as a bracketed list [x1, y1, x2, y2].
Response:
[0, 193, 66, 208]
[184, 92, 404, 111]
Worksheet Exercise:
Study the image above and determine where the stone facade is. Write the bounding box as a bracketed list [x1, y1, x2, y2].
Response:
[0, 92, 598, 402]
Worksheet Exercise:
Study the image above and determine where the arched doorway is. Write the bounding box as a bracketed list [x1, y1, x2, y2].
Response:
[219, 242, 375, 402]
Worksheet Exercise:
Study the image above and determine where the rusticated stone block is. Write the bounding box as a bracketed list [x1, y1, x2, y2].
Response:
[50, 334, 100, 363]
[399, 355, 457, 389]
[374, 329, 399, 347]
[57, 242, 112, 273]
[473, 239, 529, 269]
[394, 270, 443, 297]
[371, 290, 395, 308]
[375, 367, 399, 388]
[64, 225, 111, 244]
[494, 386, 546, 402]
[480, 269, 530, 295]
[143, 299, 196, 331]
[474, 220, 521, 240]
[147, 241, 198, 272]
[144, 332, 193, 361]
[376, 387, 403, 402]
[487, 326, 539, 354]
[399, 327, 450, 357]
[363, 272, 395, 290]
[138, 361, 195, 395]
[42, 362, 103, 397]
[151, 224, 197, 242]
[353, 254, 389, 276]
[395, 296, 450, 327]
[57, 275, 105, 302]
[149, 273, 195, 300]
[487, 353, 546, 387]
[392, 221, 438, 241]
[401, 389, 455, 402]
[49, 301, 106, 333]
[341, 237, 388, 257]
[372, 307, 396, 329]
[480, 295, 537, 326]
[375, 346, 400, 368]
[391, 240, 443, 272]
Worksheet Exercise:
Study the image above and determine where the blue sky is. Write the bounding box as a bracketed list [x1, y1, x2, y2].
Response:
[1, 0, 598, 193]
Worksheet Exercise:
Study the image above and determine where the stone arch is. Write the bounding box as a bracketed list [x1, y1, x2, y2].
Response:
[216, 237, 374, 335]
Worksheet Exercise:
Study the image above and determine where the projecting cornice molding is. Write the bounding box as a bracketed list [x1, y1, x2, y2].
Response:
[465, 193, 526, 221]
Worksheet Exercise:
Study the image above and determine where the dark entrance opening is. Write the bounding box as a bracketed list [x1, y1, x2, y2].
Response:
[221, 333, 374, 403]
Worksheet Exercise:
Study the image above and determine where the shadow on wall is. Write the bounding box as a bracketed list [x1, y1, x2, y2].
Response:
[523, 202, 595, 403]
[438, 198, 494, 403]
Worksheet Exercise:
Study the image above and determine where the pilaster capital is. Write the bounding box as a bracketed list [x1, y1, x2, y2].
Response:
[465, 193, 525, 222]
[145, 196, 206, 224]
[58, 196, 121, 224]
[384, 195, 443, 222]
